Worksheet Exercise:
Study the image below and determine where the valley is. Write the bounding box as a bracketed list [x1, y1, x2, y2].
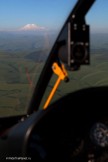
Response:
[0, 32, 108, 116]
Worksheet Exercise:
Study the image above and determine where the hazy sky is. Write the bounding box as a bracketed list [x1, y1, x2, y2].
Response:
[0, 0, 108, 33]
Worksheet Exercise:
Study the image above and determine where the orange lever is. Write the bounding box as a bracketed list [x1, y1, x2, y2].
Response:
[43, 62, 68, 110]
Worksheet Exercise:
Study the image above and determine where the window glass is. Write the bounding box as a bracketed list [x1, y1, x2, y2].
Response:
[0, 0, 76, 116]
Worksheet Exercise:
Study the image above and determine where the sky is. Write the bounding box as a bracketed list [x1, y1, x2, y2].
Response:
[0, 0, 108, 33]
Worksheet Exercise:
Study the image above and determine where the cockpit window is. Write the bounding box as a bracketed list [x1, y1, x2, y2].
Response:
[0, 0, 108, 116]
[0, 0, 76, 116]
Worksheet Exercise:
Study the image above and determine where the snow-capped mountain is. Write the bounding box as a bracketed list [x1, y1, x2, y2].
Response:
[19, 24, 45, 31]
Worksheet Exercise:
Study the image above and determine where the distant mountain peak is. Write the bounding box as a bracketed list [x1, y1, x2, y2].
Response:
[19, 24, 45, 31]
